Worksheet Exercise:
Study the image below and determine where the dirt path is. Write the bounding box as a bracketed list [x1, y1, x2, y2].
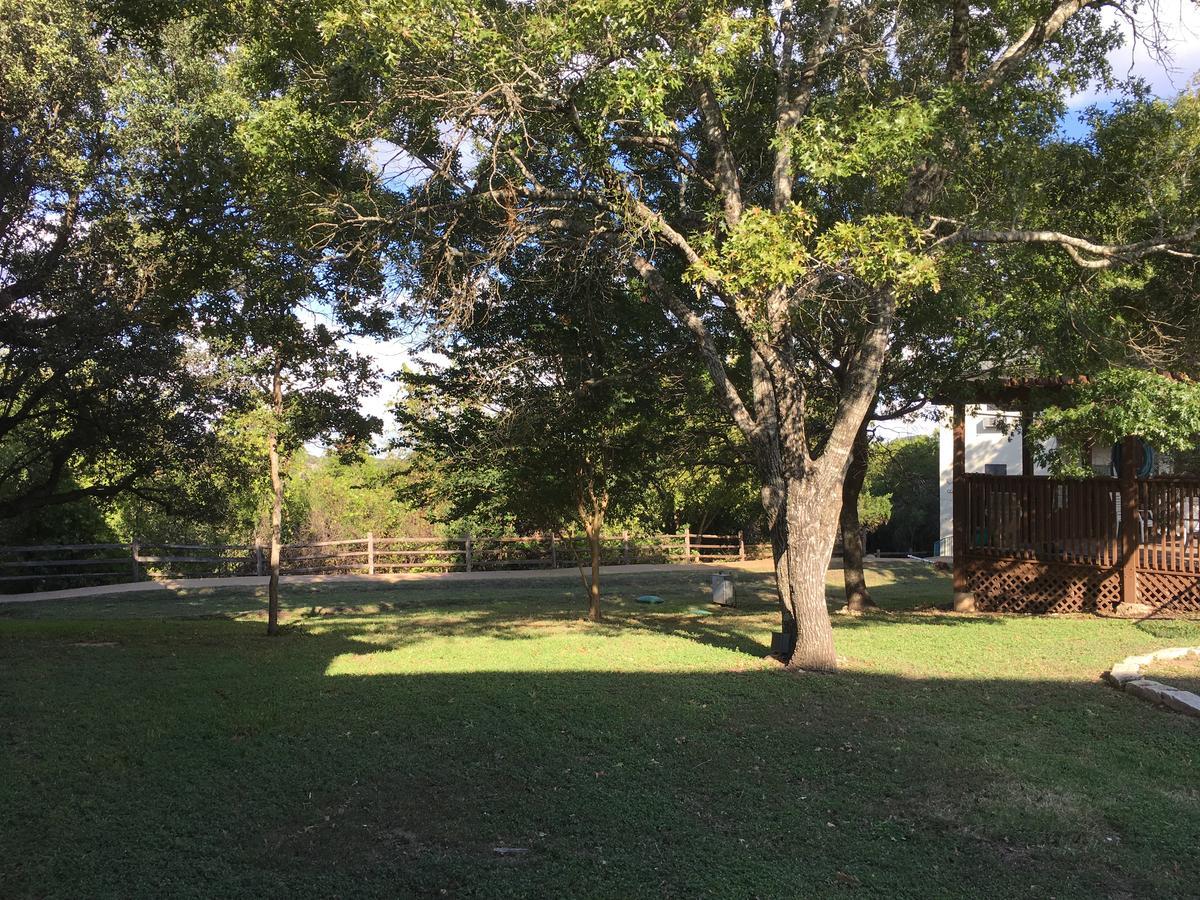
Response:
[0, 560, 783, 604]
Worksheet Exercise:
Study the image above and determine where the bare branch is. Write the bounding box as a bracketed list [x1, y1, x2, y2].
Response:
[977, 0, 1096, 93]
[696, 84, 743, 228]
[937, 223, 1200, 268]
[612, 134, 719, 192]
[629, 254, 759, 444]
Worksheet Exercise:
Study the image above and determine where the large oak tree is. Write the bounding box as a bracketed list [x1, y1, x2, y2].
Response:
[250, 0, 1198, 668]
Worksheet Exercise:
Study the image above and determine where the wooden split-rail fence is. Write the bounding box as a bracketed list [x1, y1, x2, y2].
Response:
[0, 527, 748, 594]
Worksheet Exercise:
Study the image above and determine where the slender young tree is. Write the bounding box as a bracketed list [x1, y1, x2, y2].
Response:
[176, 19, 394, 635]
[398, 252, 689, 621]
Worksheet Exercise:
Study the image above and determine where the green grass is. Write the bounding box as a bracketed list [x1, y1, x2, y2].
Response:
[2, 564, 1198, 898]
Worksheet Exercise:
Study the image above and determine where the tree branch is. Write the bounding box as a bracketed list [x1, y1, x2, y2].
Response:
[947, 0, 971, 81]
[977, 0, 1096, 93]
[820, 288, 897, 479]
[937, 223, 1200, 268]
[773, 0, 842, 210]
[696, 84, 743, 228]
[629, 254, 759, 444]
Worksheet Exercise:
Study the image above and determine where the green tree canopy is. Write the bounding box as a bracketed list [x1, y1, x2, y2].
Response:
[397, 250, 696, 619]
[234, 0, 1200, 667]
[0, 1, 228, 518]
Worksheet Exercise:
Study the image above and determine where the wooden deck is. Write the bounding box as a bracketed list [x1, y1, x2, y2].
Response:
[960, 473, 1200, 616]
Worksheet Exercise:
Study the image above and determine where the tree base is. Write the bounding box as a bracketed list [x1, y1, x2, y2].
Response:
[769, 631, 796, 660]
[838, 598, 879, 616]
[785, 657, 838, 673]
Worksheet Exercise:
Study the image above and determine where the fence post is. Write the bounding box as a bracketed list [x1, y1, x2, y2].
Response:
[549, 532, 557, 569]
[464, 534, 473, 573]
[367, 531, 375, 575]
[683, 525, 691, 563]
[622, 530, 630, 565]
[130, 539, 140, 582]
[255, 544, 264, 577]
[738, 531, 746, 561]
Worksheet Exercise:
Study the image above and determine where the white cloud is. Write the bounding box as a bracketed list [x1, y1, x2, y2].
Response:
[1070, 1, 1200, 107]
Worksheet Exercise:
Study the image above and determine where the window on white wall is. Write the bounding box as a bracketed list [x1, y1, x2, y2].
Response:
[975, 405, 1014, 435]
[984, 464, 1008, 476]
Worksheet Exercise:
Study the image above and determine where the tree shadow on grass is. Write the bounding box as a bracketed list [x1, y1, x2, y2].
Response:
[2, 616, 1197, 899]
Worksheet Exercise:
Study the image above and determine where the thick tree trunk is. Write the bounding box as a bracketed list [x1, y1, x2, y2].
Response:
[840, 420, 877, 612]
[780, 473, 842, 671]
[266, 359, 284, 637]
[840, 507, 873, 613]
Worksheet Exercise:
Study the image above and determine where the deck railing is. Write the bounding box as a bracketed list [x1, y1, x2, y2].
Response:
[1135, 478, 1200, 574]
[963, 473, 1200, 574]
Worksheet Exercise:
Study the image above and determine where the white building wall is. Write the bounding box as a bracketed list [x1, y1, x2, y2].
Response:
[936, 406, 1053, 556]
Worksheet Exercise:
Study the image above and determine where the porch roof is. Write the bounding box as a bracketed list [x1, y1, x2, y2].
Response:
[936, 371, 1195, 408]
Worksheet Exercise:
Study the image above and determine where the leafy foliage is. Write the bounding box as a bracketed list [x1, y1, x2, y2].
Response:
[396, 254, 698, 538]
[865, 435, 940, 554]
[1030, 370, 1200, 475]
[0, 1, 222, 517]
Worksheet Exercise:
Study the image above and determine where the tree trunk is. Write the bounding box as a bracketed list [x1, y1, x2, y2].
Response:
[266, 359, 284, 637]
[586, 521, 602, 623]
[762, 476, 796, 653]
[840, 420, 877, 612]
[780, 472, 843, 671]
[577, 481, 607, 623]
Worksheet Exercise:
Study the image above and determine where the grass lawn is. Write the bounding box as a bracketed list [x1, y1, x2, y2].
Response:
[2, 563, 1198, 898]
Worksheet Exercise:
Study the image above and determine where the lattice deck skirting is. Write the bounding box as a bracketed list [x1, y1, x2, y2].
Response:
[966, 557, 1121, 614]
[1137, 570, 1200, 615]
[967, 556, 1200, 616]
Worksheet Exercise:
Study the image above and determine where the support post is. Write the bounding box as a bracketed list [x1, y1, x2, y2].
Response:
[255, 544, 264, 577]
[464, 534, 472, 573]
[131, 540, 140, 582]
[683, 524, 691, 563]
[1118, 434, 1140, 611]
[952, 403, 975, 611]
[1020, 409, 1035, 476]
[367, 531, 375, 575]
[549, 532, 557, 569]
[738, 531, 746, 562]
[622, 530, 630, 565]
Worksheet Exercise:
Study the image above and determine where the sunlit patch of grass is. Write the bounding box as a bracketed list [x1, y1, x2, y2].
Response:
[324, 627, 776, 676]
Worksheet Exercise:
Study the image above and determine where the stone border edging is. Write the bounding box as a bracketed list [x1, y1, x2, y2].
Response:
[1104, 647, 1200, 719]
